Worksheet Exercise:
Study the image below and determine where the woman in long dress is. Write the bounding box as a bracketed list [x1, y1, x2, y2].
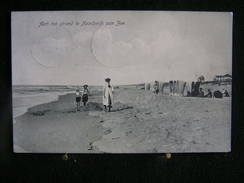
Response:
[103, 78, 113, 112]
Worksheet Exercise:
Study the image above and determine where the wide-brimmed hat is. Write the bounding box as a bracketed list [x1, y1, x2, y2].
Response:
[83, 84, 88, 87]
[105, 78, 111, 82]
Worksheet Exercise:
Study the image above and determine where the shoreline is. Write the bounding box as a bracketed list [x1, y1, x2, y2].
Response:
[14, 92, 106, 153]
[12, 91, 73, 124]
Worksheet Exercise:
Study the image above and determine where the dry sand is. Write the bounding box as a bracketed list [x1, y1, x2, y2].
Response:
[14, 86, 231, 153]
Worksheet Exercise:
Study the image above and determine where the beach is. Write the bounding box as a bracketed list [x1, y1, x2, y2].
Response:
[13, 85, 231, 153]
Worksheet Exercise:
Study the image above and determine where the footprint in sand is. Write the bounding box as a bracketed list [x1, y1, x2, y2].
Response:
[30, 109, 51, 116]
[88, 111, 103, 116]
[104, 129, 112, 135]
[125, 130, 132, 136]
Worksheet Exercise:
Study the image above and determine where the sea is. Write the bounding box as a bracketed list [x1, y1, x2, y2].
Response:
[12, 85, 76, 124]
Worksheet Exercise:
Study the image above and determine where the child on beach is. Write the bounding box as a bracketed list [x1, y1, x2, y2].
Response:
[75, 89, 81, 111]
[81, 85, 89, 106]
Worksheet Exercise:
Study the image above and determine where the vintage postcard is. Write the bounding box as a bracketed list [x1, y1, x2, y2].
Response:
[12, 11, 232, 153]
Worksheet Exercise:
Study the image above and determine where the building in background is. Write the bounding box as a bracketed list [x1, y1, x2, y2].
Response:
[214, 74, 232, 82]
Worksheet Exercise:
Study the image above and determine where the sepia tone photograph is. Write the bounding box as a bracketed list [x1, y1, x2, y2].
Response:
[11, 11, 232, 153]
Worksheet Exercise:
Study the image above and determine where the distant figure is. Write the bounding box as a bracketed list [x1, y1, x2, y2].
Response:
[198, 88, 204, 97]
[169, 81, 173, 96]
[204, 89, 212, 98]
[223, 89, 230, 97]
[187, 91, 191, 97]
[194, 81, 201, 96]
[191, 82, 195, 96]
[82, 85, 89, 106]
[75, 89, 81, 111]
[222, 89, 225, 96]
[153, 81, 159, 94]
[173, 81, 177, 96]
[103, 78, 113, 112]
[213, 90, 223, 98]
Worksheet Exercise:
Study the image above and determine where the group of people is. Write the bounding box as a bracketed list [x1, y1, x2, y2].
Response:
[188, 81, 230, 98]
[202, 88, 230, 98]
[75, 84, 89, 111]
[75, 78, 114, 112]
[75, 78, 230, 111]
[151, 80, 230, 99]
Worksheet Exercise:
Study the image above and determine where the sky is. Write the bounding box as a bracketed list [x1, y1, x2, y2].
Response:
[12, 11, 233, 85]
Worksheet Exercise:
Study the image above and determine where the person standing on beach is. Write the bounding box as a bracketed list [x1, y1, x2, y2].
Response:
[153, 81, 159, 94]
[81, 85, 89, 106]
[194, 81, 201, 96]
[173, 81, 177, 96]
[75, 89, 81, 111]
[103, 78, 113, 112]
[191, 82, 195, 96]
[198, 88, 204, 97]
[169, 80, 173, 96]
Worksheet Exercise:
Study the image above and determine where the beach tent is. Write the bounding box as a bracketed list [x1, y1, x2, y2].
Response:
[159, 82, 169, 94]
[168, 81, 173, 96]
[172, 80, 187, 96]
[149, 81, 155, 91]
[144, 83, 150, 91]
[182, 81, 192, 96]
[175, 81, 179, 94]
[178, 80, 186, 96]
[158, 82, 164, 93]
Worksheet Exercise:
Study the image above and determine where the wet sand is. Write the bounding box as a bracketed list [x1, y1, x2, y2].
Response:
[12, 91, 72, 124]
[14, 87, 231, 153]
